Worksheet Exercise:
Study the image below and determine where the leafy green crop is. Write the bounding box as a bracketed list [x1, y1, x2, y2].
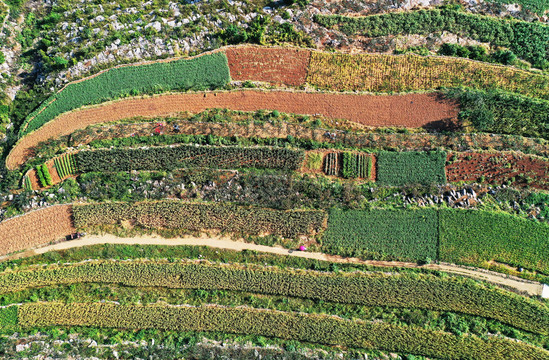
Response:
[323, 208, 438, 261]
[439, 209, 549, 274]
[377, 151, 447, 185]
[20, 52, 231, 136]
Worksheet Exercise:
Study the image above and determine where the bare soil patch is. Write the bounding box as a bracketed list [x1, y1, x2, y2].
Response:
[446, 152, 549, 190]
[8, 90, 458, 168]
[226, 47, 311, 86]
[0, 205, 75, 256]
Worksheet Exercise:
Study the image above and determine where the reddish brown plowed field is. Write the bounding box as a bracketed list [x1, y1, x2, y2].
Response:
[27, 159, 62, 190]
[0, 205, 75, 256]
[226, 47, 311, 86]
[7, 90, 459, 168]
[446, 152, 549, 190]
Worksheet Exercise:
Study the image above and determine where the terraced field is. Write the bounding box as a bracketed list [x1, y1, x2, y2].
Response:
[1, 3, 549, 357]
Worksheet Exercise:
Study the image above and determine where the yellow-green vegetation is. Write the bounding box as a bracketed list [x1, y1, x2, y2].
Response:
[439, 209, 549, 274]
[17, 303, 549, 360]
[307, 52, 549, 98]
[72, 201, 325, 238]
[1, 261, 546, 334]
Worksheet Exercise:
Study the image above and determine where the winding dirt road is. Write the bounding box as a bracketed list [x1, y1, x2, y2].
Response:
[28, 234, 545, 297]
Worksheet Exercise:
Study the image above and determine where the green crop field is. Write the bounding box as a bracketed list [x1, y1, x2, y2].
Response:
[20, 52, 231, 136]
[376, 151, 447, 185]
[75, 144, 305, 172]
[323, 208, 438, 261]
[439, 209, 549, 274]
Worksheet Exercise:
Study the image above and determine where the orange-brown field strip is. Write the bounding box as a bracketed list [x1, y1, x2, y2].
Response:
[226, 47, 311, 86]
[0, 205, 75, 256]
[7, 90, 458, 168]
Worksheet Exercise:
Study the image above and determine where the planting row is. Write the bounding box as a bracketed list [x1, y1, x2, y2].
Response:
[314, 8, 549, 68]
[75, 144, 305, 173]
[325, 208, 549, 274]
[12, 303, 548, 360]
[72, 201, 325, 239]
[1, 261, 545, 334]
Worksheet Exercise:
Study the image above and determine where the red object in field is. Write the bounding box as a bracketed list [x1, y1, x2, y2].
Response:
[299, 245, 307, 251]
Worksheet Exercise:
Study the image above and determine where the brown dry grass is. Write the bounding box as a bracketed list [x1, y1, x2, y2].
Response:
[0, 205, 75, 256]
[7, 90, 458, 169]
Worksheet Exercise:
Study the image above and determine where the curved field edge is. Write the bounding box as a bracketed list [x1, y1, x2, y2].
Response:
[0, 261, 547, 334]
[15, 46, 549, 147]
[20, 51, 232, 137]
[9, 303, 548, 360]
[6, 90, 458, 169]
[20, 108, 549, 161]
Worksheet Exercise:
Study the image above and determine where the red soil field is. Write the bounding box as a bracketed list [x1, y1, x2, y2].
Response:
[27, 159, 62, 190]
[446, 152, 549, 190]
[0, 205, 75, 256]
[226, 47, 311, 86]
[7, 90, 459, 168]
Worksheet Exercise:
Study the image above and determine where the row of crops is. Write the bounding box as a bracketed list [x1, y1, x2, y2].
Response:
[324, 208, 549, 274]
[0, 261, 545, 334]
[35, 164, 53, 187]
[74, 144, 305, 172]
[314, 8, 549, 68]
[20, 52, 231, 136]
[73, 201, 325, 238]
[0, 302, 541, 360]
[53, 154, 78, 179]
[324, 152, 373, 179]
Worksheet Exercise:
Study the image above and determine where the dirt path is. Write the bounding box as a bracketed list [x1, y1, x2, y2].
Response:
[29, 234, 545, 297]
